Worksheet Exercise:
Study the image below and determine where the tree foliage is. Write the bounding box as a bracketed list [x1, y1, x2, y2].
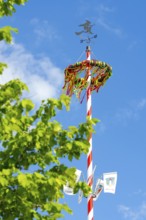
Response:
[0, 1, 99, 219]
[0, 89, 98, 219]
[0, 0, 28, 17]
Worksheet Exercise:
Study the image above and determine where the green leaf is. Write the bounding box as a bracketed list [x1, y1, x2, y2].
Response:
[0, 0, 28, 17]
[18, 173, 29, 187]
[60, 94, 71, 111]
[62, 203, 73, 214]
[2, 169, 11, 176]
[0, 63, 7, 75]
[52, 121, 62, 132]
[21, 99, 34, 112]
[0, 26, 18, 43]
[0, 176, 8, 186]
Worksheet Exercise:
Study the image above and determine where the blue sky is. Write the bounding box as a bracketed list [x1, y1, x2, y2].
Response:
[1, 0, 146, 219]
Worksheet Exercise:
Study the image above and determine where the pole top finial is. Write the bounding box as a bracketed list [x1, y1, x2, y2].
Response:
[86, 45, 91, 51]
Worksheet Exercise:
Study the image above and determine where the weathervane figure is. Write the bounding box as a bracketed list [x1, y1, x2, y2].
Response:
[75, 20, 97, 44]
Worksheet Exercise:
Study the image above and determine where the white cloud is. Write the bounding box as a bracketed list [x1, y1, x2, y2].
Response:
[95, 4, 125, 38]
[136, 99, 146, 110]
[0, 41, 63, 103]
[119, 203, 146, 220]
[128, 40, 138, 50]
[76, 3, 124, 38]
[129, 189, 146, 198]
[115, 108, 137, 123]
[97, 17, 124, 38]
[97, 4, 115, 14]
[114, 99, 146, 124]
[30, 18, 59, 45]
[96, 121, 106, 134]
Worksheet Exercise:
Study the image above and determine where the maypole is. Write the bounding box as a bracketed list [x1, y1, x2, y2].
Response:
[62, 20, 117, 220]
[86, 45, 94, 220]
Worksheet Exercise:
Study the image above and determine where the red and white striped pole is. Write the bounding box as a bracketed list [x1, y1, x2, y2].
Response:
[86, 46, 94, 220]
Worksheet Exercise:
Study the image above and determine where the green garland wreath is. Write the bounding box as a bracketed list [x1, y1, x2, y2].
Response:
[63, 59, 112, 99]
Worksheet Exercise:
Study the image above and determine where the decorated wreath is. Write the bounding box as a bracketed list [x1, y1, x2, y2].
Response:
[63, 59, 112, 100]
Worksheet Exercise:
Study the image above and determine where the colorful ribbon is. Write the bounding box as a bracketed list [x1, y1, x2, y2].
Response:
[63, 59, 112, 100]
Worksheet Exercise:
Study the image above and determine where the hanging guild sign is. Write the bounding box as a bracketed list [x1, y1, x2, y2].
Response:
[63, 169, 82, 196]
[103, 172, 117, 194]
[92, 179, 104, 201]
[63, 185, 74, 196]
